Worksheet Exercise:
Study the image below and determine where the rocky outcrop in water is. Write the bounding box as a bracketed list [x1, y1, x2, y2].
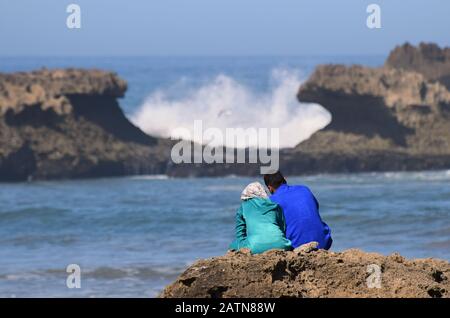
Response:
[0, 69, 169, 181]
[1, 43, 450, 181]
[166, 44, 450, 176]
[161, 244, 450, 298]
[291, 61, 450, 174]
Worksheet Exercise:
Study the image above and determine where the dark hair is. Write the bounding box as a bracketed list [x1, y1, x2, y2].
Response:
[263, 171, 287, 189]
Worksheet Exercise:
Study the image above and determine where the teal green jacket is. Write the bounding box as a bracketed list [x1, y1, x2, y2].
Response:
[229, 198, 292, 254]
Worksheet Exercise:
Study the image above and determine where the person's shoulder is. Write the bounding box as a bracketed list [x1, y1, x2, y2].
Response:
[259, 197, 277, 206]
[289, 185, 316, 198]
[246, 197, 271, 205]
[250, 197, 279, 210]
[290, 184, 311, 192]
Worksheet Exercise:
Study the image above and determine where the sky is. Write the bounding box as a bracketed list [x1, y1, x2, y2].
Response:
[0, 0, 448, 56]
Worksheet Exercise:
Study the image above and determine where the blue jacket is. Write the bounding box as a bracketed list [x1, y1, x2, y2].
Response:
[270, 184, 332, 250]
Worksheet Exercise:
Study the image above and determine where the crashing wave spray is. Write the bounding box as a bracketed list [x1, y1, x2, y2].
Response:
[130, 69, 331, 148]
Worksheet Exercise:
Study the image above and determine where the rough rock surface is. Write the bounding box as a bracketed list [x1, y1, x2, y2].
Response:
[0, 69, 127, 115]
[386, 42, 450, 90]
[297, 63, 450, 149]
[0, 69, 168, 181]
[161, 247, 450, 298]
[292, 45, 450, 174]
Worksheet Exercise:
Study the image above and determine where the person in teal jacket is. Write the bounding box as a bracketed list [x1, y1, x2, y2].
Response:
[229, 182, 292, 254]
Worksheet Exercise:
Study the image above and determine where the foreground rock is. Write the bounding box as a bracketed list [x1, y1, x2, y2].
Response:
[0, 69, 169, 181]
[161, 247, 450, 298]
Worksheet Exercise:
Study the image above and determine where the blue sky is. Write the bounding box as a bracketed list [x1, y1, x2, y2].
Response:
[0, 0, 448, 56]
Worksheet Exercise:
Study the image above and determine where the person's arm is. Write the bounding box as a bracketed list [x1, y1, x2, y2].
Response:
[311, 189, 330, 232]
[312, 193, 320, 210]
[229, 205, 249, 250]
[235, 205, 247, 246]
[311, 191, 328, 223]
[277, 205, 287, 234]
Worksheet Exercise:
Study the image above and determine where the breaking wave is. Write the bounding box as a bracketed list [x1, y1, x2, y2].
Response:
[131, 69, 331, 148]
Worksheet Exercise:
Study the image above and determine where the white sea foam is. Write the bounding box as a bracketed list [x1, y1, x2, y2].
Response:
[381, 170, 450, 181]
[130, 69, 331, 148]
[128, 175, 169, 180]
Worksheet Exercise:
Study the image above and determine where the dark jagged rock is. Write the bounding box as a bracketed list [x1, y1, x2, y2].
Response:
[0, 69, 168, 181]
[161, 247, 450, 298]
[386, 42, 450, 90]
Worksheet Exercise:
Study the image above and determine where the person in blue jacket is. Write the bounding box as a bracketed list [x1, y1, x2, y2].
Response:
[263, 171, 332, 250]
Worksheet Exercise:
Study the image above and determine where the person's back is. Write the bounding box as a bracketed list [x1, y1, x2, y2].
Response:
[264, 172, 332, 250]
[229, 182, 292, 254]
[239, 198, 291, 254]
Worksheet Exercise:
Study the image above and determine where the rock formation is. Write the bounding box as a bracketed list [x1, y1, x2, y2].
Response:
[166, 48, 450, 176]
[161, 246, 450, 298]
[291, 62, 450, 174]
[386, 42, 450, 90]
[0, 69, 169, 181]
[1, 43, 450, 180]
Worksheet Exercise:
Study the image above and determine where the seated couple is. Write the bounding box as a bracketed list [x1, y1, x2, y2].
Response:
[229, 171, 332, 254]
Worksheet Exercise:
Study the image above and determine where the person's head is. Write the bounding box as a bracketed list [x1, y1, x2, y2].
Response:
[263, 171, 287, 194]
[240, 182, 268, 201]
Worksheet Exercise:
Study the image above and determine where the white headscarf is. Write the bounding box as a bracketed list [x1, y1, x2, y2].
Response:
[240, 182, 268, 201]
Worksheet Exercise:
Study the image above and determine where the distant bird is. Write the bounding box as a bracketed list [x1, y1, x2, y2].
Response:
[217, 108, 232, 118]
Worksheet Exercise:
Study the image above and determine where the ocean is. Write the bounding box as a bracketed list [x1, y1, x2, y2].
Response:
[0, 56, 449, 297]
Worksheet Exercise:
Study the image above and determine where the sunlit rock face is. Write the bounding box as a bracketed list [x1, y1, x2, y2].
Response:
[0, 69, 165, 181]
[386, 42, 450, 90]
[290, 44, 450, 174]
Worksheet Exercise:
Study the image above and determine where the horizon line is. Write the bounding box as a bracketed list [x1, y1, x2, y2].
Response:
[0, 53, 388, 59]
